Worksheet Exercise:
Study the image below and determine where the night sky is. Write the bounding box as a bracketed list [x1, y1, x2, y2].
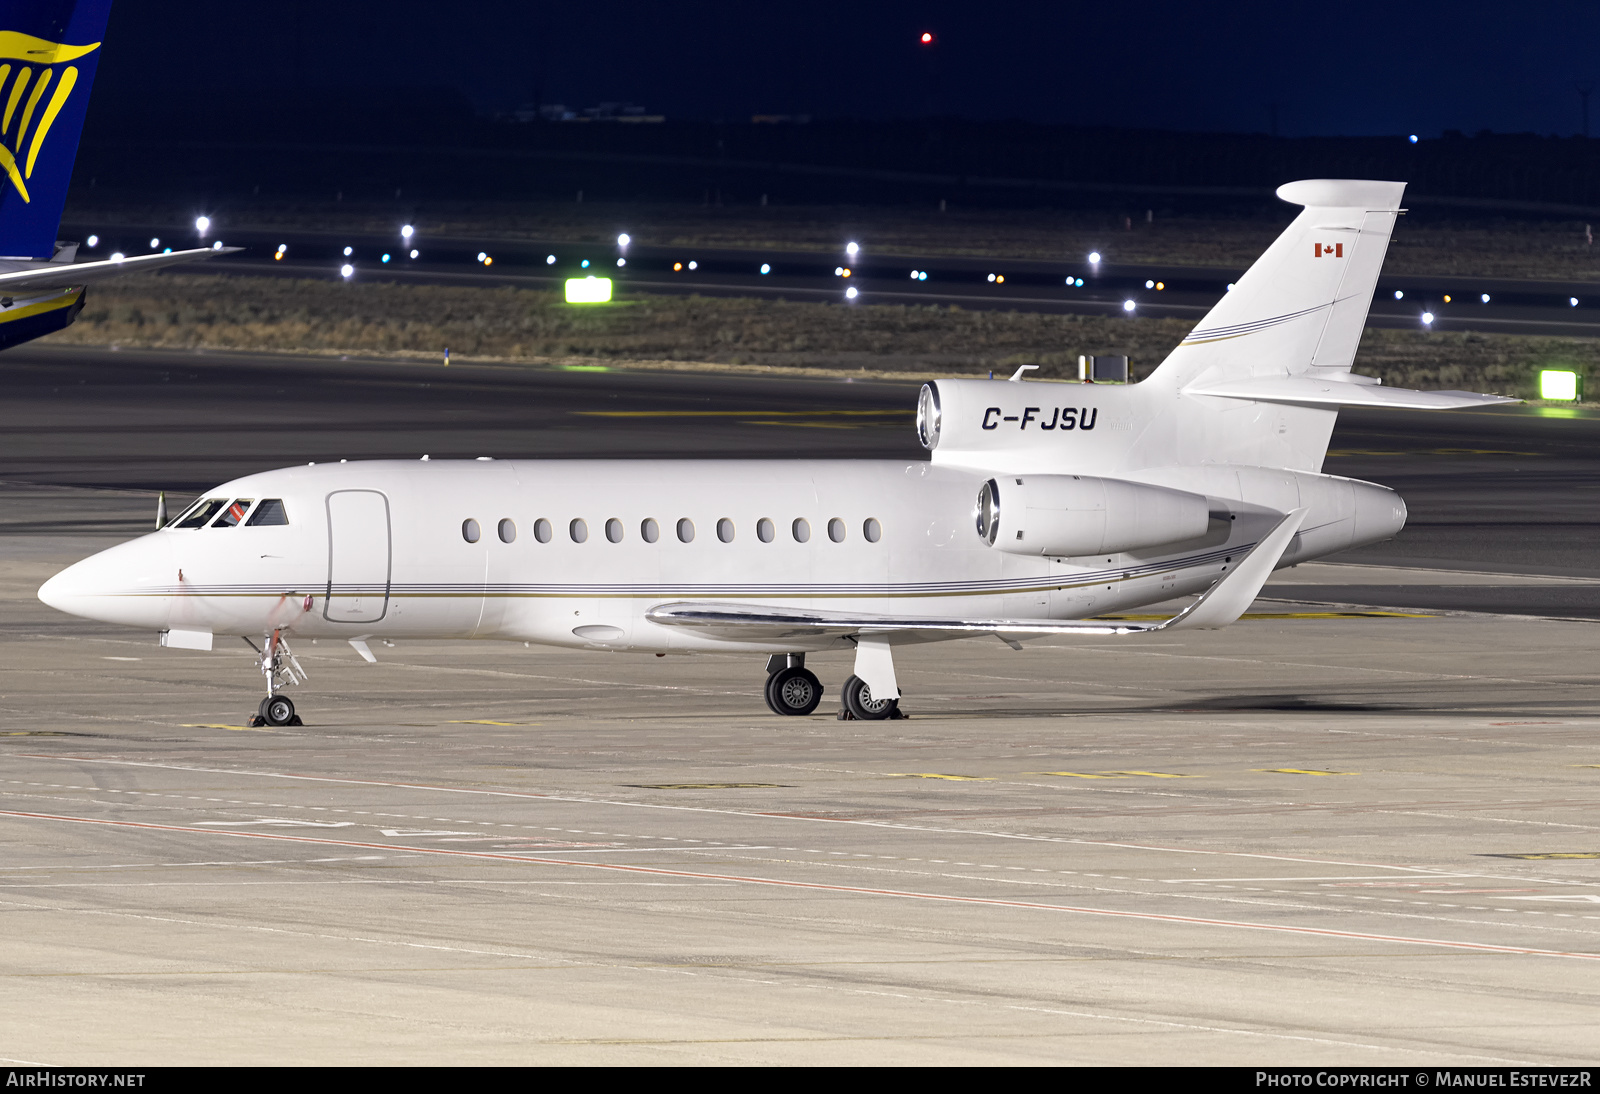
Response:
[95, 1, 1600, 138]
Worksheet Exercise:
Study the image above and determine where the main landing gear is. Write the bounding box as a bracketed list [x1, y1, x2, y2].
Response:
[247, 628, 305, 727]
[761, 655, 904, 720]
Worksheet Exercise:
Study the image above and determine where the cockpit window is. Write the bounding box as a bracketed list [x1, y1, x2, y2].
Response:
[245, 499, 289, 526]
[211, 499, 255, 528]
[175, 499, 227, 529]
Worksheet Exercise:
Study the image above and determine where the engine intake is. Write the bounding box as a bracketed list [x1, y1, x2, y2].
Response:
[976, 474, 1211, 556]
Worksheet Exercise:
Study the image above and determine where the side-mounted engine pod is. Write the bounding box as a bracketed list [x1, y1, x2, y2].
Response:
[976, 474, 1211, 556]
[917, 383, 942, 450]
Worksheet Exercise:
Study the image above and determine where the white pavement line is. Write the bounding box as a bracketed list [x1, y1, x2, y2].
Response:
[12, 753, 1471, 875]
[5, 808, 1600, 964]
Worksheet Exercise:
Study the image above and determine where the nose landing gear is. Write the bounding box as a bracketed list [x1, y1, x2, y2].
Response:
[247, 628, 305, 727]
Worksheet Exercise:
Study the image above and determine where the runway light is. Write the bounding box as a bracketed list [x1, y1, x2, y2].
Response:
[1088, 251, 1101, 265]
[344, 246, 354, 257]
[581, 259, 590, 268]
[845, 286, 858, 300]
[1572, 297, 1580, 307]
[995, 274, 1004, 284]
[86, 234, 97, 248]
[919, 271, 928, 280]
[1122, 299, 1136, 312]
[674, 262, 683, 271]
[409, 249, 419, 259]
[340, 263, 354, 278]
[1394, 290, 1404, 300]
[149, 237, 159, 248]
[688, 260, 698, 270]
[565, 276, 612, 304]
[1156, 281, 1165, 291]
[1226, 283, 1234, 291]
[1421, 311, 1434, 325]
[546, 254, 556, 264]
[1075, 277, 1084, 287]
[920, 31, 933, 44]
[1481, 293, 1491, 303]
[1442, 294, 1451, 303]
[617, 233, 630, 247]
[910, 270, 919, 280]
[986, 273, 996, 282]
[476, 251, 486, 262]
[381, 253, 391, 263]
[274, 251, 283, 261]
[194, 216, 210, 235]
[842, 268, 851, 277]
[211, 240, 223, 251]
[109, 252, 124, 262]
[1409, 134, 1419, 143]
[835, 267, 845, 276]
[846, 242, 859, 257]
[401, 224, 414, 240]
[616, 257, 625, 267]
[1145, 279, 1154, 289]
[1540, 369, 1580, 401]
[483, 255, 493, 266]
[760, 263, 771, 274]
[164, 248, 172, 254]
[276, 243, 287, 254]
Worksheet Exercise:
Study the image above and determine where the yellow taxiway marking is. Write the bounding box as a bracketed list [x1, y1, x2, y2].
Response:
[889, 773, 995, 781]
[181, 723, 263, 732]
[1032, 770, 1198, 779]
[1255, 768, 1356, 776]
[445, 720, 541, 726]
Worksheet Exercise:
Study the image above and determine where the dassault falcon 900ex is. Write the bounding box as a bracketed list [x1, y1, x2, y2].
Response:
[0, 0, 235, 349]
[40, 179, 1514, 726]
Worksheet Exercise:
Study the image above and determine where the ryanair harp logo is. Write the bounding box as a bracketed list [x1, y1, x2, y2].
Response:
[0, 30, 100, 203]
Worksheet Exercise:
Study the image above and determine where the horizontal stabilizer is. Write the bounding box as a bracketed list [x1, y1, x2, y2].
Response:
[646, 509, 1309, 640]
[1184, 375, 1517, 410]
[0, 246, 241, 293]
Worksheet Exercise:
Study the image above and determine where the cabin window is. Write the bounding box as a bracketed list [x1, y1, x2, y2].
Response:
[245, 499, 289, 526]
[211, 499, 254, 528]
[828, 518, 846, 543]
[717, 518, 735, 543]
[756, 518, 775, 543]
[605, 518, 624, 543]
[677, 518, 695, 543]
[864, 518, 882, 543]
[175, 499, 226, 529]
[641, 518, 659, 543]
[792, 518, 810, 543]
[570, 518, 589, 543]
[462, 519, 480, 543]
[533, 518, 552, 543]
[498, 519, 516, 543]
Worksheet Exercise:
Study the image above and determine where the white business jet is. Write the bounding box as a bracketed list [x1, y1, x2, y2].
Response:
[39, 179, 1512, 726]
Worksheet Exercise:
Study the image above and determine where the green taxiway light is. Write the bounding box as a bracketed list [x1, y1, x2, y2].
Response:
[1539, 369, 1580, 401]
[565, 276, 613, 304]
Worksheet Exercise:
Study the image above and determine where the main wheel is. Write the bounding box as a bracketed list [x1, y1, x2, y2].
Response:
[263, 694, 297, 727]
[764, 667, 823, 716]
[842, 674, 898, 721]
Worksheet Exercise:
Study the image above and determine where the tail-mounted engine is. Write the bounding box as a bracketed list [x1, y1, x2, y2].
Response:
[975, 474, 1211, 557]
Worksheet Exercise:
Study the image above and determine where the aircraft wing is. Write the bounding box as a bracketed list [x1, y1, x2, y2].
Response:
[647, 508, 1308, 641]
[0, 247, 243, 293]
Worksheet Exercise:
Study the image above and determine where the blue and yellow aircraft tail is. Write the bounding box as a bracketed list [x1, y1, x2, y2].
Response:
[0, 0, 111, 259]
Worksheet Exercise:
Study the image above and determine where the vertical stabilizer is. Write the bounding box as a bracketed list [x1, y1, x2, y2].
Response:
[1150, 179, 1405, 391]
[0, 0, 112, 259]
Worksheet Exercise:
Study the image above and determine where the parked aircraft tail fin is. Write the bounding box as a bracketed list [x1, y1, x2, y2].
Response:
[0, 0, 112, 259]
[1150, 179, 1406, 391]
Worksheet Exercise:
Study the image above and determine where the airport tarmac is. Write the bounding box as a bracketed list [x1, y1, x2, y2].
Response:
[4, 348, 1600, 1064]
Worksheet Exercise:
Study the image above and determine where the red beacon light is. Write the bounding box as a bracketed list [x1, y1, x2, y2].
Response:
[920, 31, 934, 44]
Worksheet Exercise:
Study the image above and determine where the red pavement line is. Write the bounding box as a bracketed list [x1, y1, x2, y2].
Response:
[5, 808, 1599, 962]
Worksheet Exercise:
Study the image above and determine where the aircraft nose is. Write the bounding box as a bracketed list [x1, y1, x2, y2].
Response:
[38, 535, 174, 625]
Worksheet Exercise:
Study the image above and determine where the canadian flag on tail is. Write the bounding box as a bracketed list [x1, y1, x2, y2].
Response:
[1314, 242, 1344, 258]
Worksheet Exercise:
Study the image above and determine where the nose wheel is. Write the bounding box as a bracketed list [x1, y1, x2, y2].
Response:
[254, 694, 302, 727]
[246, 627, 307, 727]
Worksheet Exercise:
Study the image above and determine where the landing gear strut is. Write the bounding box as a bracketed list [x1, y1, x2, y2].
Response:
[763, 653, 823, 716]
[248, 628, 305, 727]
